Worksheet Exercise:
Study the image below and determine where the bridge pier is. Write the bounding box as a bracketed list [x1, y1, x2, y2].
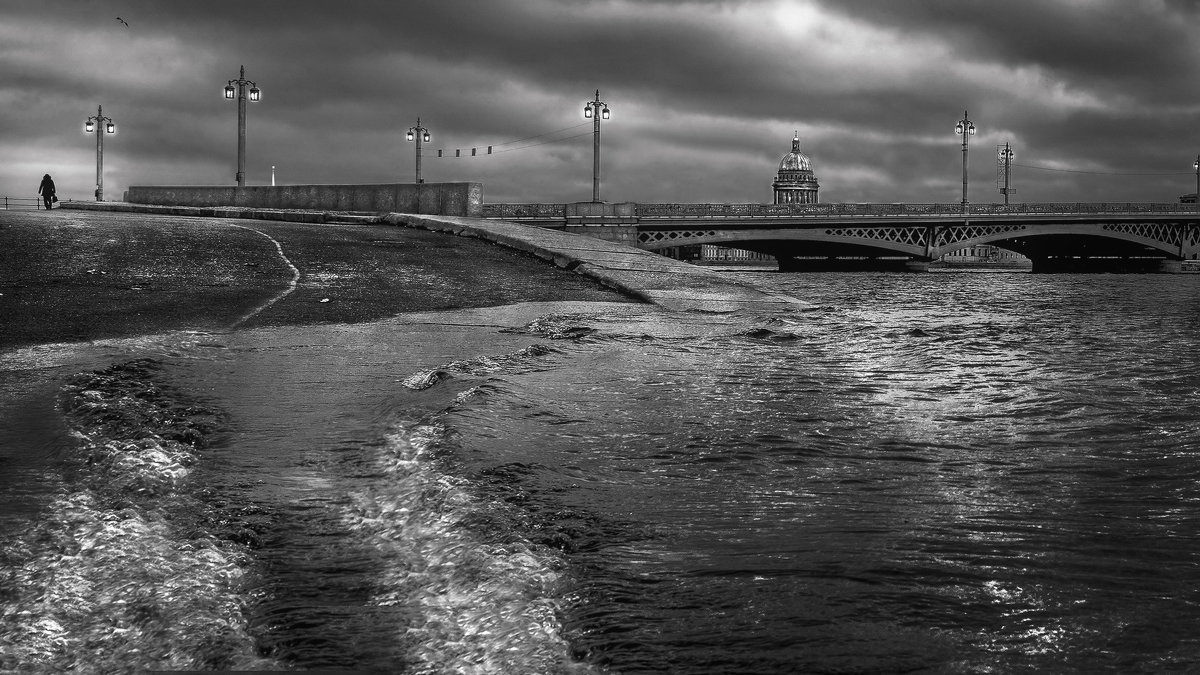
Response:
[776, 257, 931, 272]
[563, 201, 640, 246]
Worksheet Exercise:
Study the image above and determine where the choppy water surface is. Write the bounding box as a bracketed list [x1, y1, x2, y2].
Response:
[2, 273, 1200, 673]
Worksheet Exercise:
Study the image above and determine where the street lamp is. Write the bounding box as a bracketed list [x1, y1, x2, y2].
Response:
[84, 105, 116, 201]
[955, 110, 976, 211]
[1192, 155, 1199, 209]
[998, 142, 1014, 206]
[224, 65, 261, 187]
[406, 118, 431, 183]
[583, 89, 611, 202]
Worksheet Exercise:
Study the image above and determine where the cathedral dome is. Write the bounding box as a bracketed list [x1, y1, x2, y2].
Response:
[778, 135, 812, 172]
[772, 133, 819, 204]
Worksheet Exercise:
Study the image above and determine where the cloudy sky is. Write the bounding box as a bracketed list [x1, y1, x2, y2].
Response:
[7, 0, 1200, 205]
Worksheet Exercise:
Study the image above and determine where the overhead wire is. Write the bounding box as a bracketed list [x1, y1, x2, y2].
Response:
[490, 131, 594, 154]
[432, 122, 594, 159]
[426, 125, 1195, 177]
[1012, 162, 1190, 177]
[489, 122, 592, 149]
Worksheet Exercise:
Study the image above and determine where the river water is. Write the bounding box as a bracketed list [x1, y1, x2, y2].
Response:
[2, 270, 1199, 673]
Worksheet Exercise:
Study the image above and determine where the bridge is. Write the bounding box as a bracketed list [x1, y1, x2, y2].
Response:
[482, 201, 1200, 272]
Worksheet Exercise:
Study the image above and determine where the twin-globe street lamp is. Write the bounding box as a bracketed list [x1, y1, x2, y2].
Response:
[84, 105, 116, 201]
[998, 142, 1015, 205]
[583, 90, 611, 203]
[955, 110, 976, 211]
[1192, 155, 1200, 208]
[406, 119, 431, 184]
[224, 65, 261, 187]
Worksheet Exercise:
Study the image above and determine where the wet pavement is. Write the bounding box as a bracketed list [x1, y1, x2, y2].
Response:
[0, 206, 635, 351]
[60, 201, 810, 315]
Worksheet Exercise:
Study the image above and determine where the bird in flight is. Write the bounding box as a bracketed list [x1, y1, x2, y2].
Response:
[115, 17, 129, 27]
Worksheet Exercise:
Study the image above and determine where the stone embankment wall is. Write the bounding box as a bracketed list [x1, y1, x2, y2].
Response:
[124, 183, 483, 217]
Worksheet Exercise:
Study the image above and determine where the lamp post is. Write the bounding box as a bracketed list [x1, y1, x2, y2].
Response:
[583, 90, 610, 203]
[84, 105, 116, 201]
[1193, 155, 1199, 209]
[998, 142, 1014, 206]
[406, 118, 431, 183]
[224, 65, 261, 187]
[955, 110, 976, 212]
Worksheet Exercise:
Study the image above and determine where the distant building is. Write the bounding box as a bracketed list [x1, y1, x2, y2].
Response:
[772, 134, 820, 204]
[676, 134, 820, 264]
[698, 244, 774, 264]
[937, 245, 1030, 267]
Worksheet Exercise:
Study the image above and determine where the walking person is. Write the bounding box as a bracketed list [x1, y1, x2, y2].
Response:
[38, 174, 57, 210]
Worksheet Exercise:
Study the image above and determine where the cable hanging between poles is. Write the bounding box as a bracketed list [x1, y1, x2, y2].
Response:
[489, 122, 592, 149]
[1013, 163, 1191, 176]
[431, 123, 593, 159]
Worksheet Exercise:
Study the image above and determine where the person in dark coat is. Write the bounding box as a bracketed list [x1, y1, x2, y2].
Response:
[38, 174, 56, 210]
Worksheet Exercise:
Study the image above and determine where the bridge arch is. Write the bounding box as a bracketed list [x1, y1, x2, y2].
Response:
[934, 222, 1187, 260]
[637, 220, 1195, 267]
[636, 227, 929, 258]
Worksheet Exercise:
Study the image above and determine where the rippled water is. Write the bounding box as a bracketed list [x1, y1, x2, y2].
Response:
[3, 272, 1200, 673]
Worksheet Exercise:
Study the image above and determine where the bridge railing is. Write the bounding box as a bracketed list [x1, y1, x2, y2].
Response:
[967, 202, 1196, 215]
[482, 203, 566, 219]
[634, 202, 1198, 218]
[482, 201, 1200, 221]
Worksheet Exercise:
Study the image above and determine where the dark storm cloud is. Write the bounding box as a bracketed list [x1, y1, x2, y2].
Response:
[820, 1, 1196, 80]
[4, 0, 1200, 203]
[814, 0, 1200, 110]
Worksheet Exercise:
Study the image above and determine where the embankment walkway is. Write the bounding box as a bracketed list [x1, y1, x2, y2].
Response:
[61, 202, 809, 314]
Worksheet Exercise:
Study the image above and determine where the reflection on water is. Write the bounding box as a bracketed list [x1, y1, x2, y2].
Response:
[2, 275, 1200, 672]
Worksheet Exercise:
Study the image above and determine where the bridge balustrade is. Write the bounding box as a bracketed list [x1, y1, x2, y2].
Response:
[482, 203, 567, 219]
[634, 202, 1198, 218]
[482, 201, 1200, 223]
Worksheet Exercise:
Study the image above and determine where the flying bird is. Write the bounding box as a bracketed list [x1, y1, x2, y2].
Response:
[115, 17, 129, 27]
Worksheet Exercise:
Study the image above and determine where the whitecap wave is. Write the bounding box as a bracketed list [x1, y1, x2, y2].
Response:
[0, 359, 276, 673]
[400, 344, 555, 391]
[343, 420, 596, 674]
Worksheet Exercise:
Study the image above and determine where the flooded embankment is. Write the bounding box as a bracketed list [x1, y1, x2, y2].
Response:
[11, 208, 1198, 673]
[1, 302, 665, 672]
[0, 208, 651, 672]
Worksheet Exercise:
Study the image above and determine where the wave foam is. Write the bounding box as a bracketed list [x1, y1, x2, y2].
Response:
[0, 358, 276, 672]
[343, 420, 595, 674]
[401, 344, 555, 391]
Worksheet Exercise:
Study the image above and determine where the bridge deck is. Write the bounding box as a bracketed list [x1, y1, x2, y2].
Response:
[482, 202, 1200, 270]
